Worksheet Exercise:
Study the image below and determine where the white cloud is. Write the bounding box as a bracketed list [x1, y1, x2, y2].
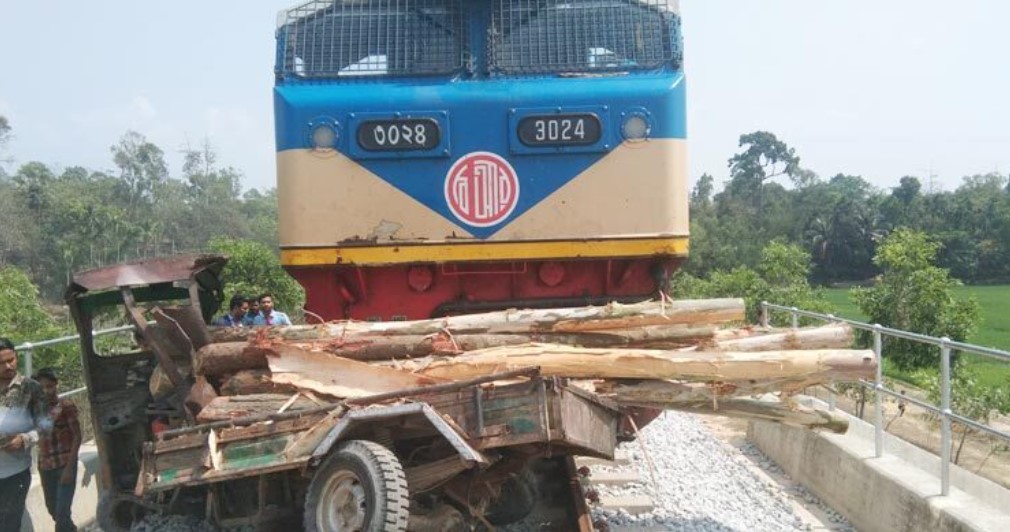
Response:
[202, 106, 256, 137]
[128, 96, 158, 122]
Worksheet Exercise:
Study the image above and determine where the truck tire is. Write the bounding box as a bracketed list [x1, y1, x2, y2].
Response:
[304, 440, 410, 532]
[96, 491, 137, 532]
[485, 468, 538, 526]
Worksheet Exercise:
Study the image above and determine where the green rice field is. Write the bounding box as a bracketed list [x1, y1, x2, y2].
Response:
[823, 286, 1010, 389]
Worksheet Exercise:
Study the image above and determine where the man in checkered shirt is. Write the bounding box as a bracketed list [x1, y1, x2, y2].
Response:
[35, 367, 82, 532]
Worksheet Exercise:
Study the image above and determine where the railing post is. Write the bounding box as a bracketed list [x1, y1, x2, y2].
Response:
[790, 307, 799, 330]
[21, 342, 33, 378]
[873, 324, 884, 458]
[940, 337, 952, 496]
[759, 301, 769, 328]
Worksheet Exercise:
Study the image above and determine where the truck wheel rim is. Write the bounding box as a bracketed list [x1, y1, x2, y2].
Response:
[320, 470, 367, 530]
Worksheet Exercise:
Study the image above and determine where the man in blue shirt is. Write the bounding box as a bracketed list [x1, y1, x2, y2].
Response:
[243, 296, 260, 326]
[213, 295, 249, 327]
[252, 293, 292, 326]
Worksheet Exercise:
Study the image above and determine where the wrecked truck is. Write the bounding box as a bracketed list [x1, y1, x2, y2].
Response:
[66, 255, 638, 531]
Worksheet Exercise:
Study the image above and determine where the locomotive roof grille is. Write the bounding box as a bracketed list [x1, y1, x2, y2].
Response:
[490, 0, 681, 75]
[278, 0, 467, 78]
[276, 0, 680, 79]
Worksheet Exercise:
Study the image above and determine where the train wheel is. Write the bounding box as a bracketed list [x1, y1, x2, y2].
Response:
[304, 440, 409, 532]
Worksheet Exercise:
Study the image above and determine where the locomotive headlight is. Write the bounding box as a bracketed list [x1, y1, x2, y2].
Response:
[311, 124, 338, 149]
[307, 117, 340, 151]
[621, 113, 651, 141]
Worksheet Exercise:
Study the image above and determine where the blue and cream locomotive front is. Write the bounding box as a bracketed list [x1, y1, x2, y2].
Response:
[274, 0, 688, 320]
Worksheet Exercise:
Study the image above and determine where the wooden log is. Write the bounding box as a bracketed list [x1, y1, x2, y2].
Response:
[593, 377, 825, 403]
[196, 394, 318, 423]
[684, 324, 853, 352]
[185, 376, 218, 415]
[209, 299, 745, 341]
[266, 344, 447, 399]
[219, 369, 298, 396]
[288, 324, 720, 361]
[410, 343, 876, 383]
[193, 342, 268, 376]
[643, 398, 849, 433]
[281, 406, 347, 460]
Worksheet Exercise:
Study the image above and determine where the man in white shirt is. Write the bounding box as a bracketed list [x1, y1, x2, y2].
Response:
[0, 337, 52, 528]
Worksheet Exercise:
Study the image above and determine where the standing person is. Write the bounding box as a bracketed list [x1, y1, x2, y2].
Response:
[34, 368, 81, 532]
[0, 338, 51, 529]
[252, 293, 292, 326]
[213, 295, 249, 327]
[243, 296, 261, 326]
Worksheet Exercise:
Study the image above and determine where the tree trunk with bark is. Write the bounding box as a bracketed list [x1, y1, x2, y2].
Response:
[208, 299, 745, 342]
[406, 344, 876, 382]
[684, 324, 853, 352]
[193, 342, 268, 376]
[265, 344, 447, 399]
[219, 369, 298, 396]
[285, 324, 722, 361]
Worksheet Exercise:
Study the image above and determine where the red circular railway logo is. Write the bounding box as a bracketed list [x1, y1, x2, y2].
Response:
[444, 151, 520, 227]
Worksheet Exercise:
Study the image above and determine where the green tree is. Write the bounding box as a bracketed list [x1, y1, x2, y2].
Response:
[673, 240, 829, 324]
[0, 266, 59, 341]
[726, 131, 800, 213]
[0, 266, 80, 383]
[0, 115, 11, 174]
[208, 237, 304, 319]
[111, 131, 168, 208]
[925, 367, 1010, 464]
[853, 229, 980, 369]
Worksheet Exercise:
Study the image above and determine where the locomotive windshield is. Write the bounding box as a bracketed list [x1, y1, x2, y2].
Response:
[277, 0, 680, 78]
[490, 0, 681, 74]
[278, 0, 467, 77]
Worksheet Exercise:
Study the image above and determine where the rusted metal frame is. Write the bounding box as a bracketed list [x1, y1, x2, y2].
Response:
[144, 458, 311, 494]
[311, 403, 489, 468]
[444, 485, 496, 531]
[405, 455, 476, 493]
[562, 380, 620, 413]
[121, 287, 188, 389]
[151, 308, 196, 367]
[157, 367, 543, 441]
[563, 455, 596, 532]
[161, 305, 212, 351]
[475, 432, 559, 450]
[209, 475, 271, 528]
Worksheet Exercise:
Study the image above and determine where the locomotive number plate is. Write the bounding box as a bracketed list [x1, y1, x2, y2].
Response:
[357, 119, 441, 151]
[517, 114, 602, 147]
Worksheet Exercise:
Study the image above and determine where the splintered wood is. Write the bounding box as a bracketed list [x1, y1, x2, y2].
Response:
[198, 299, 871, 433]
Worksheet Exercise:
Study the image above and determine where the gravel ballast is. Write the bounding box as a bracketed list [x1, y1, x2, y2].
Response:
[589, 412, 855, 531]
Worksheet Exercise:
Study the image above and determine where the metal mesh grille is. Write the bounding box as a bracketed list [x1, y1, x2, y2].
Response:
[279, 0, 466, 78]
[490, 0, 681, 75]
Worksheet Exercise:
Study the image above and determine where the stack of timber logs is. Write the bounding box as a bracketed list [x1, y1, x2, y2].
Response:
[190, 298, 873, 433]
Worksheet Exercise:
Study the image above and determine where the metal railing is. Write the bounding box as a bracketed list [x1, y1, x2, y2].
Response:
[15, 324, 136, 401]
[760, 301, 1010, 496]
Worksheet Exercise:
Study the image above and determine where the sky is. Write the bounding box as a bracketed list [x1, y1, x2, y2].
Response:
[1, 1, 1008, 193]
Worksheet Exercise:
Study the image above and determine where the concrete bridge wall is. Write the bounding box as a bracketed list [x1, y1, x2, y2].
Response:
[748, 399, 1010, 532]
